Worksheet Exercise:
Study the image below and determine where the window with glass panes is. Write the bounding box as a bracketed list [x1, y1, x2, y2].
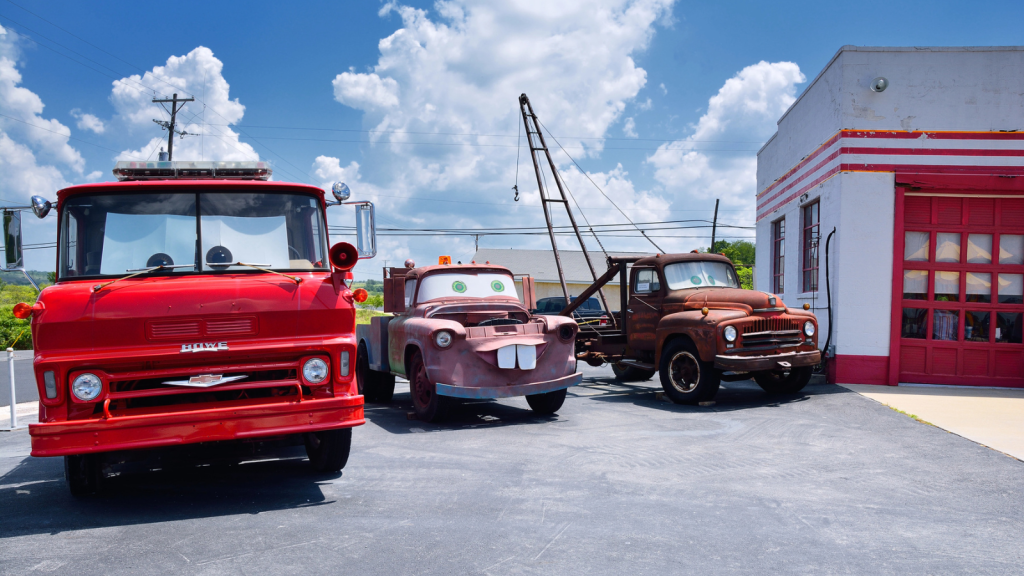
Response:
[772, 218, 785, 294]
[802, 202, 819, 292]
[896, 194, 1024, 385]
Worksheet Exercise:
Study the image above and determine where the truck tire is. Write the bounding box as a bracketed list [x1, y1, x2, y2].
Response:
[526, 388, 567, 415]
[611, 362, 656, 382]
[304, 427, 352, 473]
[659, 339, 721, 404]
[65, 454, 102, 497]
[357, 342, 395, 403]
[409, 350, 453, 422]
[754, 366, 813, 395]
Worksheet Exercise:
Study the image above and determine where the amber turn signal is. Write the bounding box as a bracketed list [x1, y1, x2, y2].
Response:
[12, 302, 32, 319]
[353, 288, 368, 303]
[701, 307, 710, 316]
[803, 303, 810, 310]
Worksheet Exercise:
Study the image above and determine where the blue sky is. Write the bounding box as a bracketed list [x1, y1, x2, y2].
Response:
[1, 0, 1022, 277]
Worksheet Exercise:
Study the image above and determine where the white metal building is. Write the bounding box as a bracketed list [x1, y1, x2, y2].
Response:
[755, 46, 1024, 387]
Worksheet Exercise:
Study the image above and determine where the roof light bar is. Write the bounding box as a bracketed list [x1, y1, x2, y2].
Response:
[113, 161, 272, 181]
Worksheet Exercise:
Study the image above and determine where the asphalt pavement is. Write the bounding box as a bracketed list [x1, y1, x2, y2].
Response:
[0, 365, 1021, 575]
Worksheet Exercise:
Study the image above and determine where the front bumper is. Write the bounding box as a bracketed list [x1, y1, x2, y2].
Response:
[436, 372, 582, 399]
[29, 396, 364, 457]
[714, 350, 821, 372]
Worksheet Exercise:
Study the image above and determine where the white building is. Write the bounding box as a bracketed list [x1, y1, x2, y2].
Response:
[756, 46, 1024, 387]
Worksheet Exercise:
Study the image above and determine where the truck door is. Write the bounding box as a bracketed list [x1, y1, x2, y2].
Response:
[627, 267, 664, 351]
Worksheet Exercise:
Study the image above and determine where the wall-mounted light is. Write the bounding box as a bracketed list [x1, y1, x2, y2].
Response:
[799, 193, 809, 203]
[870, 77, 889, 92]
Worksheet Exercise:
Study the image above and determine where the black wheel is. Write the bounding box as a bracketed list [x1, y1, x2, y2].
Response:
[611, 362, 656, 382]
[357, 342, 395, 403]
[64, 454, 101, 497]
[304, 428, 352, 473]
[754, 366, 813, 395]
[409, 350, 452, 422]
[525, 388, 567, 415]
[658, 339, 721, 404]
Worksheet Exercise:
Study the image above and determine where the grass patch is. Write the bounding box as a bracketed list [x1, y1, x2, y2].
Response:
[889, 406, 934, 427]
[356, 309, 389, 325]
[0, 283, 42, 350]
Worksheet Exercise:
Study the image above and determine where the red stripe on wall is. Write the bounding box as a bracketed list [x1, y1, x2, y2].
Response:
[833, 355, 890, 386]
[756, 150, 842, 211]
[844, 147, 1024, 157]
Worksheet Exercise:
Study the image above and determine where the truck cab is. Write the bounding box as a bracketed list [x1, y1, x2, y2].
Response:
[356, 262, 582, 421]
[13, 161, 376, 495]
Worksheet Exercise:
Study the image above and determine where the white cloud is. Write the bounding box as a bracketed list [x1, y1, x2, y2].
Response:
[647, 61, 805, 211]
[623, 117, 638, 138]
[0, 25, 84, 172]
[638, 97, 652, 111]
[659, 82, 667, 95]
[111, 47, 257, 162]
[70, 109, 106, 134]
[326, 0, 677, 268]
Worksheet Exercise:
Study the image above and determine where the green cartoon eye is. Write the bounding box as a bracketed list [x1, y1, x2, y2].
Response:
[690, 275, 702, 285]
[707, 275, 716, 285]
[491, 280, 505, 292]
[452, 280, 467, 293]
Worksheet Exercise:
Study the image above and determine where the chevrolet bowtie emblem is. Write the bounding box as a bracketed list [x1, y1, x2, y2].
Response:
[180, 342, 228, 353]
[161, 374, 247, 388]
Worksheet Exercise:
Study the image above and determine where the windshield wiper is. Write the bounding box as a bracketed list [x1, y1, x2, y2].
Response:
[92, 264, 195, 292]
[207, 262, 302, 284]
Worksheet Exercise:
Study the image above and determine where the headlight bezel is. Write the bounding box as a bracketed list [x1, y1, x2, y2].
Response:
[557, 323, 577, 342]
[723, 325, 738, 342]
[302, 357, 330, 385]
[434, 330, 454, 349]
[803, 320, 816, 337]
[71, 372, 102, 402]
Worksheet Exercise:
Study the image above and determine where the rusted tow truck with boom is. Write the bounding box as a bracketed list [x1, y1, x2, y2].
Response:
[7, 161, 377, 495]
[515, 92, 820, 403]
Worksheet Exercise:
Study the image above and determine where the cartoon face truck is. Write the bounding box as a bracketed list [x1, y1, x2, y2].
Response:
[356, 262, 582, 421]
[567, 252, 821, 403]
[7, 162, 376, 495]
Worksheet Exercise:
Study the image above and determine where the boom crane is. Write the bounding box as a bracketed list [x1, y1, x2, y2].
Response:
[518, 93, 615, 326]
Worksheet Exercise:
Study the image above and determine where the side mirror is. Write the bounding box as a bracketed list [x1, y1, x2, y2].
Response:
[354, 202, 376, 259]
[31, 196, 52, 219]
[3, 209, 23, 271]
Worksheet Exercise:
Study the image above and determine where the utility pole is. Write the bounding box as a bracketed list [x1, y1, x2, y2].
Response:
[710, 198, 720, 252]
[152, 93, 195, 161]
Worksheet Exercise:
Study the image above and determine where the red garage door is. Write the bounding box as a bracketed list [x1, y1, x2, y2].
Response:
[893, 191, 1024, 387]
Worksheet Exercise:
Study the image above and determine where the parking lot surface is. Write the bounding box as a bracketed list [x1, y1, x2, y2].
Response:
[1, 366, 1022, 575]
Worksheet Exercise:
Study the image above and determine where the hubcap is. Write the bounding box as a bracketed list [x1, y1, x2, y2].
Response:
[412, 359, 432, 408]
[669, 351, 700, 393]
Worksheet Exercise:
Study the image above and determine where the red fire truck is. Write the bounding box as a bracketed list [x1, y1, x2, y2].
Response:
[9, 161, 376, 495]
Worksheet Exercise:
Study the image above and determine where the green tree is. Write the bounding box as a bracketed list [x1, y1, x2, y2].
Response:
[702, 240, 755, 290]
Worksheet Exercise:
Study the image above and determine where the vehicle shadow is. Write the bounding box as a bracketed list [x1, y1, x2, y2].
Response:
[0, 446, 339, 538]
[363, 385, 563, 435]
[577, 375, 851, 414]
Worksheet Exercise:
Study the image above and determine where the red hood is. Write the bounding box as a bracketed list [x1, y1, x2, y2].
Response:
[32, 272, 354, 357]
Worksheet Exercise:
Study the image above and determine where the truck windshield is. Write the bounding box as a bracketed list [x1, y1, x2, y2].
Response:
[415, 272, 516, 303]
[59, 192, 328, 278]
[664, 261, 740, 290]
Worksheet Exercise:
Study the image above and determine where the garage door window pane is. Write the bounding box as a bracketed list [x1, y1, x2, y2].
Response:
[966, 272, 991, 303]
[934, 271, 959, 302]
[932, 310, 959, 341]
[996, 312, 1023, 344]
[935, 232, 961, 263]
[901, 308, 927, 339]
[967, 234, 993, 264]
[903, 270, 928, 300]
[998, 273, 1023, 304]
[965, 311, 989, 342]
[904, 232, 929, 261]
[999, 234, 1024, 265]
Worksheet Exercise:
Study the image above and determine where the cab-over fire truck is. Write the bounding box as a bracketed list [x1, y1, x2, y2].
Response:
[8, 161, 376, 495]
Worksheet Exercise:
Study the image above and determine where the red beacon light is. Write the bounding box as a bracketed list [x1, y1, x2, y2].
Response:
[112, 161, 272, 181]
[12, 302, 32, 319]
[353, 288, 368, 303]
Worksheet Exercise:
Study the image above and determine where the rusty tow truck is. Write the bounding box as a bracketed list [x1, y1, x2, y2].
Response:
[566, 252, 821, 403]
[356, 261, 582, 421]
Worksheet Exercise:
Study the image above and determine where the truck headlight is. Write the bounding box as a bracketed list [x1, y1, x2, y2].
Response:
[803, 321, 816, 337]
[303, 358, 329, 384]
[723, 325, 737, 342]
[434, 330, 453, 348]
[558, 324, 576, 342]
[71, 373, 102, 401]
